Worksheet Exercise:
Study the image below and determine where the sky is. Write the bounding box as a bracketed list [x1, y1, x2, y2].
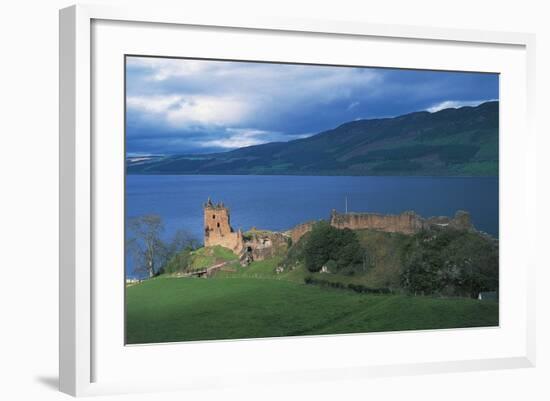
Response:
[126, 56, 499, 155]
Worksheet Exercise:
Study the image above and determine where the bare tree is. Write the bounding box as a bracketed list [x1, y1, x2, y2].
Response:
[167, 229, 199, 257]
[127, 214, 167, 278]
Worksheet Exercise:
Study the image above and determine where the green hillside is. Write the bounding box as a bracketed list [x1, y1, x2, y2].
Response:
[126, 223, 499, 344]
[126, 277, 498, 344]
[127, 101, 498, 176]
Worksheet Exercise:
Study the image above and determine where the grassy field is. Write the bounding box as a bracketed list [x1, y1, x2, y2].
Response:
[188, 246, 237, 269]
[126, 276, 498, 344]
[213, 256, 307, 282]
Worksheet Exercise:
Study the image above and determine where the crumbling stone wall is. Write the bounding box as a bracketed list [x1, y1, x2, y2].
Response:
[241, 229, 289, 264]
[330, 210, 424, 234]
[203, 198, 474, 260]
[424, 210, 473, 231]
[289, 210, 474, 243]
[288, 221, 317, 245]
[203, 198, 243, 254]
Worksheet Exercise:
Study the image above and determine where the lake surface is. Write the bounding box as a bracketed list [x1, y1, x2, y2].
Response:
[126, 175, 498, 277]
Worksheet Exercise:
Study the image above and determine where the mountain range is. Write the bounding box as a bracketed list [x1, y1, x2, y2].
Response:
[127, 101, 498, 176]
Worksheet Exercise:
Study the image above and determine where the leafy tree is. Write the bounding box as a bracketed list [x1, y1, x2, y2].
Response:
[400, 249, 443, 295]
[303, 221, 333, 272]
[400, 229, 498, 297]
[325, 260, 337, 272]
[303, 221, 363, 273]
[441, 233, 498, 297]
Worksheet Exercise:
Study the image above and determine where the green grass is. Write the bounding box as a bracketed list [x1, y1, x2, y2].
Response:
[126, 277, 498, 344]
[213, 256, 307, 282]
[188, 245, 237, 270]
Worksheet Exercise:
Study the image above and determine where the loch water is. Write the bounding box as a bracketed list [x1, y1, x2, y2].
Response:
[125, 174, 498, 277]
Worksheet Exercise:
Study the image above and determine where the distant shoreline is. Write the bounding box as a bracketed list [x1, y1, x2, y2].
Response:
[126, 172, 499, 178]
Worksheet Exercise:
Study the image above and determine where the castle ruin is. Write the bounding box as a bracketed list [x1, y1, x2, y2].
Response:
[288, 209, 474, 243]
[330, 210, 425, 234]
[203, 198, 244, 254]
[203, 199, 288, 263]
[203, 198, 474, 260]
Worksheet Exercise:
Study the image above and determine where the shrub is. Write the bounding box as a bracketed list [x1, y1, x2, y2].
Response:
[400, 229, 498, 297]
[282, 231, 311, 268]
[325, 260, 337, 272]
[304, 277, 390, 295]
[303, 221, 363, 273]
[163, 249, 192, 274]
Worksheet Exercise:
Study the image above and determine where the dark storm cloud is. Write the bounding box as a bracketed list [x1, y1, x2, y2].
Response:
[126, 57, 498, 155]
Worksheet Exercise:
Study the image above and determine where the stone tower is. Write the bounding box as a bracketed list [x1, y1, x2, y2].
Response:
[203, 198, 243, 254]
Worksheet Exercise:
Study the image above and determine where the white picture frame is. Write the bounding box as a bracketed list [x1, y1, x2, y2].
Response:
[59, 4, 536, 397]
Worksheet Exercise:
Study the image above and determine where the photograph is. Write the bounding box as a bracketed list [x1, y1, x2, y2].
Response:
[124, 56, 499, 345]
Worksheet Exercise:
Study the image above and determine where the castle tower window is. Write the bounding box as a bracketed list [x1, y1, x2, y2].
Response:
[212, 215, 215, 219]
[217, 222, 220, 228]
